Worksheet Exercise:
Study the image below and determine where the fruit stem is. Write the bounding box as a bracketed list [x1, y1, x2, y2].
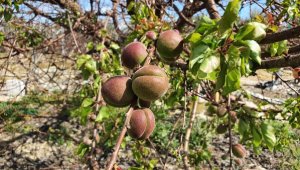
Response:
[106, 107, 134, 170]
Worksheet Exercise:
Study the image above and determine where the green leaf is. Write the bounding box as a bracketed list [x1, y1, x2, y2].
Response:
[223, 68, 241, 95]
[71, 106, 92, 124]
[200, 55, 220, 73]
[241, 40, 261, 64]
[261, 122, 276, 150]
[269, 42, 279, 57]
[187, 33, 202, 44]
[84, 59, 97, 73]
[196, 16, 216, 34]
[95, 106, 110, 122]
[127, 1, 135, 12]
[215, 58, 227, 91]
[86, 41, 94, 51]
[238, 119, 249, 140]
[252, 127, 262, 147]
[110, 42, 120, 50]
[76, 54, 91, 68]
[4, 8, 12, 21]
[235, 24, 255, 40]
[189, 44, 210, 68]
[277, 40, 288, 55]
[0, 32, 4, 44]
[218, 0, 241, 34]
[236, 22, 267, 41]
[96, 44, 105, 51]
[81, 69, 91, 80]
[81, 98, 94, 107]
[227, 45, 241, 67]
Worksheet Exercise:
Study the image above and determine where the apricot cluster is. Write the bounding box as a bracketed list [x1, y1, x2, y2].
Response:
[101, 30, 183, 140]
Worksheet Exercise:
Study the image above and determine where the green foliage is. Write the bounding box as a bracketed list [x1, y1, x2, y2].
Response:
[268, 40, 289, 57]
[261, 121, 277, 150]
[0, 31, 4, 43]
[282, 97, 300, 128]
[218, 0, 241, 34]
[0, 0, 24, 21]
[130, 142, 158, 170]
[0, 102, 37, 122]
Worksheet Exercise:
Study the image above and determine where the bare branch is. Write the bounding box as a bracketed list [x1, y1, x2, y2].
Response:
[173, 4, 196, 27]
[175, 0, 206, 30]
[111, 0, 126, 39]
[260, 26, 300, 44]
[106, 107, 134, 170]
[183, 85, 201, 169]
[257, 53, 300, 69]
[204, 0, 221, 19]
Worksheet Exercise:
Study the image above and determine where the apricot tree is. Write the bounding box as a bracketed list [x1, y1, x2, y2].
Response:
[1, 0, 300, 169]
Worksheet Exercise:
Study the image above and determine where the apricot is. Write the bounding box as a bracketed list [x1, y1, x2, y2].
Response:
[216, 124, 228, 134]
[232, 144, 247, 158]
[157, 30, 183, 62]
[121, 42, 148, 69]
[128, 108, 155, 140]
[229, 111, 238, 123]
[101, 76, 136, 107]
[132, 65, 169, 101]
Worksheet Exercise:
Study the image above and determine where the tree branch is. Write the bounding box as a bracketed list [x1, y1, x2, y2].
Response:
[204, 0, 221, 19]
[175, 0, 206, 30]
[183, 85, 201, 169]
[106, 107, 134, 170]
[173, 4, 196, 27]
[260, 26, 300, 44]
[111, 0, 126, 39]
[256, 53, 300, 69]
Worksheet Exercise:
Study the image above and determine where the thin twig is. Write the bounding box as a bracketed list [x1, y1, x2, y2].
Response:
[179, 69, 188, 154]
[106, 107, 134, 170]
[147, 139, 165, 166]
[227, 95, 232, 169]
[173, 4, 196, 27]
[183, 85, 201, 170]
[67, 14, 82, 53]
[274, 72, 300, 96]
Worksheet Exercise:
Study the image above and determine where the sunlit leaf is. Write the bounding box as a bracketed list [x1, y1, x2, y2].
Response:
[252, 127, 262, 147]
[84, 59, 97, 73]
[219, 0, 241, 34]
[189, 44, 210, 68]
[261, 122, 276, 150]
[96, 106, 110, 122]
[77, 54, 91, 68]
[200, 55, 220, 73]
[81, 98, 94, 107]
[241, 40, 261, 64]
[277, 40, 288, 55]
[223, 68, 241, 95]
